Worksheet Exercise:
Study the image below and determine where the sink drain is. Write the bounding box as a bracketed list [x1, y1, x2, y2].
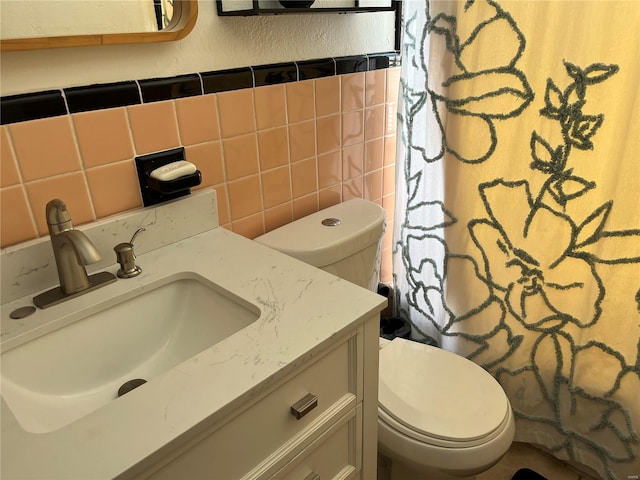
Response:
[117, 378, 147, 397]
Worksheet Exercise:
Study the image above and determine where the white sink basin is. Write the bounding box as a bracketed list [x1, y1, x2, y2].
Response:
[1, 274, 260, 434]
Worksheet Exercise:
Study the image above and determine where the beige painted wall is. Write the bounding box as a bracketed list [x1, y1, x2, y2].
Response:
[0, 0, 396, 95]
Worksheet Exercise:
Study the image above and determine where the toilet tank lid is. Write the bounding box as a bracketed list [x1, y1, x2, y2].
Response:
[255, 199, 385, 268]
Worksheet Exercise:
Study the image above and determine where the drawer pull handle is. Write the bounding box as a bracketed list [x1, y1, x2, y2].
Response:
[304, 473, 320, 480]
[290, 393, 318, 420]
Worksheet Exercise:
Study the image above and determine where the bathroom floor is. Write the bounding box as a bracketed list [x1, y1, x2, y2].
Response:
[475, 442, 598, 480]
[377, 442, 599, 480]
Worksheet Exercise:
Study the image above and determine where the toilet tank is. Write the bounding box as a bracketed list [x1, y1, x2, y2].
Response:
[255, 199, 386, 291]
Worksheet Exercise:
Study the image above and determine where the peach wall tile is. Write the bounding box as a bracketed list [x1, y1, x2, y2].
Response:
[365, 138, 384, 173]
[382, 235, 393, 261]
[127, 101, 180, 155]
[366, 70, 386, 107]
[1, 128, 20, 187]
[2, 69, 398, 257]
[176, 94, 220, 146]
[222, 134, 259, 181]
[319, 185, 341, 210]
[343, 143, 364, 181]
[382, 193, 395, 218]
[380, 246, 393, 285]
[365, 105, 385, 141]
[73, 108, 134, 168]
[342, 176, 363, 201]
[1, 186, 37, 247]
[25, 172, 94, 235]
[386, 67, 401, 103]
[383, 218, 394, 244]
[212, 183, 230, 225]
[318, 151, 341, 188]
[316, 115, 341, 155]
[286, 80, 315, 124]
[293, 193, 318, 220]
[232, 213, 264, 239]
[315, 76, 340, 117]
[261, 166, 292, 209]
[217, 89, 256, 137]
[186, 141, 225, 189]
[254, 85, 287, 130]
[289, 120, 316, 162]
[9, 116, 81, 181]
[342, 110, 364, 147]
[86, 161, 141, 219]
[291, 157, 317, 199]
[364, 169, 383, 201]
[227, 175, 262, 220]
[382, 230, 394, 255]
[384, 135, 397, 166]
[383, 164, 396, 197]
[264, 202, 293, 232]
[382, 194, 395, 250]
[341, 73, 365, 112]
[385, 102, 397, 136]
[258, 127, 289, 170]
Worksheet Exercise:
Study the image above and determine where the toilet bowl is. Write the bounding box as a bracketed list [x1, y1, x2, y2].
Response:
[255, 199, 514, 479]
[378, 337, 515, 479]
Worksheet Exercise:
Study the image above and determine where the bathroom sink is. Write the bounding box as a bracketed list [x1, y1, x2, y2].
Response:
[0, 274, 260, 434]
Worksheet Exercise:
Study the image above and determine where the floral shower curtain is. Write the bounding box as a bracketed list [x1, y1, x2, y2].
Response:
[392, 1, 640, 479]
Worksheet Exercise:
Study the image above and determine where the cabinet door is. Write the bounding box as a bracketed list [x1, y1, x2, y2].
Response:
[272, 406, 362, 480]
[144, 334, 360, 480]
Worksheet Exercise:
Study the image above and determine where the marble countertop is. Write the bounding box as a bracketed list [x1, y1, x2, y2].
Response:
[1, 197, 385, 479]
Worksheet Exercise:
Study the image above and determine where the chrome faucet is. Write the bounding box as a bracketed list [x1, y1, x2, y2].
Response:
[33, 199, 116, 309]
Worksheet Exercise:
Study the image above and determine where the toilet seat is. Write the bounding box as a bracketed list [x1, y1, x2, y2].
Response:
[379, 338, 510, 448]
[378, 404, 512, 448]
[378, 403, 516, 477]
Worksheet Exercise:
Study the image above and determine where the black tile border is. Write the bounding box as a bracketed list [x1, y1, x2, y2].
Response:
[139, 74, 203, 103]
[297, 58, 335, 81]
[1, 90, 67, 124]
[202, 67, 253, 94]
[253, 62, 298, 87]
[0, 51, 399, 125]
[65, 81, 142, 114]
[368, 52, 400, 70]
[335, 55, 369, 75]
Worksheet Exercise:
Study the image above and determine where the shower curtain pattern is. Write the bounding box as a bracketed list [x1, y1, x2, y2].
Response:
[393, 1, 640, 479]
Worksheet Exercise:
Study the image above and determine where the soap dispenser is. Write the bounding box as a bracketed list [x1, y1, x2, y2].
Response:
[114, 228, 145, 278]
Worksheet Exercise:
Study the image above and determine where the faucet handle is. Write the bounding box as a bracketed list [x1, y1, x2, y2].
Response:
[114, 228, 145, 279]
[46, 199, 73, 233]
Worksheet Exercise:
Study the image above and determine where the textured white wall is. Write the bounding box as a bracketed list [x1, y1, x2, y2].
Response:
[0, 0, 396, 95]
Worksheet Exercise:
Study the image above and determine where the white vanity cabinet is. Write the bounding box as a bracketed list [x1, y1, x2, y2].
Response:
[0, 192, 387, 480]
[140, 315, 380, 480]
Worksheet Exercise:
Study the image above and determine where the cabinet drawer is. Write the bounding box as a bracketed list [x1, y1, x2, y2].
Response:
[273, 405, 361, 480]
[147, 335, 359, 480]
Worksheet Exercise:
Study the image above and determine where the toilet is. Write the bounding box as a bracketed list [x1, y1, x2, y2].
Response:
[255, 199, 515, 480]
